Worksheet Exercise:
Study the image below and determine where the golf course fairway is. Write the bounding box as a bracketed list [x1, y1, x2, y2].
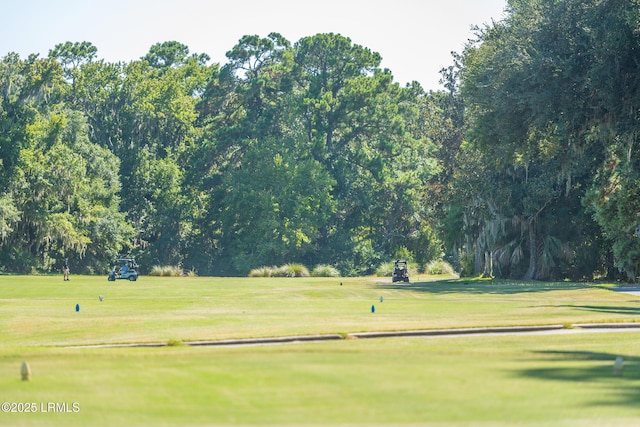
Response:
[1, 275, 639, 426]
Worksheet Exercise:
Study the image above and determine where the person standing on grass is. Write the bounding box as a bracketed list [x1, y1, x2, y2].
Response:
[63, 258, 70, 281]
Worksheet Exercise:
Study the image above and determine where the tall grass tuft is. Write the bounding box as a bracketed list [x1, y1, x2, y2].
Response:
[277, 263, 310, 277]
[375, 261, 396, 277]
[248, 264, 310, 277]
[149, 265, 183, 277]
[248, 266, 278, 277]
[311, 264, 341, 277]
[424, 260, 456, 275]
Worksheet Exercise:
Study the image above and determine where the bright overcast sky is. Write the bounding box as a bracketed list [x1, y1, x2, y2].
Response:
[2, 0, 507, 91]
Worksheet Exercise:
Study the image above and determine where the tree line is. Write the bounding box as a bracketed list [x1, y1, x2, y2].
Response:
[1, 0, 639, 280]
[455, 0, 640, 281]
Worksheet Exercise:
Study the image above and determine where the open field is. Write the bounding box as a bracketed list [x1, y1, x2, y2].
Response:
[1, 275, 640, 426]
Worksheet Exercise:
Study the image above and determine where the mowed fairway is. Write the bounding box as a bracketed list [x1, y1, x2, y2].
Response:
[1, 275, 640, 426]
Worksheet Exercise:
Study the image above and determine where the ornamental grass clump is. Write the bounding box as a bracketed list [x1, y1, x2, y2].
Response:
[149, 265, 183, 276]
[277, 263, 310, 277]
[311, 264, 341, 277]
[375, 261, 396, 277]
[248, 266, 278, 277]
[425, 260, 456, 275]
[248, 264, 310, 277]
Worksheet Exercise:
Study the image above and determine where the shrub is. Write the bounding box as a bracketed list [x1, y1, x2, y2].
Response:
[311, 264, 341, 277]
[149, 265, 163, 276]
[248, 264, 310, 277]
[375, 261, 396, 277]
[248, 266, 277, 277]
[149, 265, 183, 276]
[458, 253, 476, 278]
[277, 263, 310, 277]
[425, 259, 456, 275]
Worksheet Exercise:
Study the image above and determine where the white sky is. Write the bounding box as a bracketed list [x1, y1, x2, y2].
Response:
[2, 0, 507, 91]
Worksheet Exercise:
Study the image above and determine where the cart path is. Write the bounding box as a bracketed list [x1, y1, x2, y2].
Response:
[67, 287, 640, 349]
[68, 323, 640, 349]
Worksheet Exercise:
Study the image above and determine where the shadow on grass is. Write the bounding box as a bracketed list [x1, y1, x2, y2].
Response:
[557, 305, 640, 316]
[517, 350, 640, 408]
[377, 278, 595, 295]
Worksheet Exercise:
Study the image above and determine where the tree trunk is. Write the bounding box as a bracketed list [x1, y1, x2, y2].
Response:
[523, 219, 537, 280]
[474, 244, 483, 275]
[482, 250, 493, 278]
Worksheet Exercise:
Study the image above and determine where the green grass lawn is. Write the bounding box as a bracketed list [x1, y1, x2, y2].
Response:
[1, 274, 640, 426]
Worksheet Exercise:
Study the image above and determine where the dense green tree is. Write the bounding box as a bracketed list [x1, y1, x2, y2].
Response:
[1, 53, 61, 187]
[0, 52, 132, 273]
[0, 31, 472, 277]
[215, 136, 335, 274]
[59, 44, 212, 271]
[49, 41, 98, 84]
[188, 33, 442, 275]
[2, 107, 131, 272]
[188, 33, 298, 274]
[129, 152, 187, 267]
[143, 41, 190, 69]
[293, 33, 439, 273]
[458, 1, 592, 279]
[456, 0, 640, 280]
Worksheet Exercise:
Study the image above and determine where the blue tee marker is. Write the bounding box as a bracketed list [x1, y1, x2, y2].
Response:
[75, 303, 80, 312]
[371, 304, 375, 313]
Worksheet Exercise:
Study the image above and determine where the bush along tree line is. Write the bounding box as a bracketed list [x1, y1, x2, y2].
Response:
[1, 0, 640, 280]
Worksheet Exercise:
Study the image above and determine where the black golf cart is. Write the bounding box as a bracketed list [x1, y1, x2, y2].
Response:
[392, 260, 409, 283]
